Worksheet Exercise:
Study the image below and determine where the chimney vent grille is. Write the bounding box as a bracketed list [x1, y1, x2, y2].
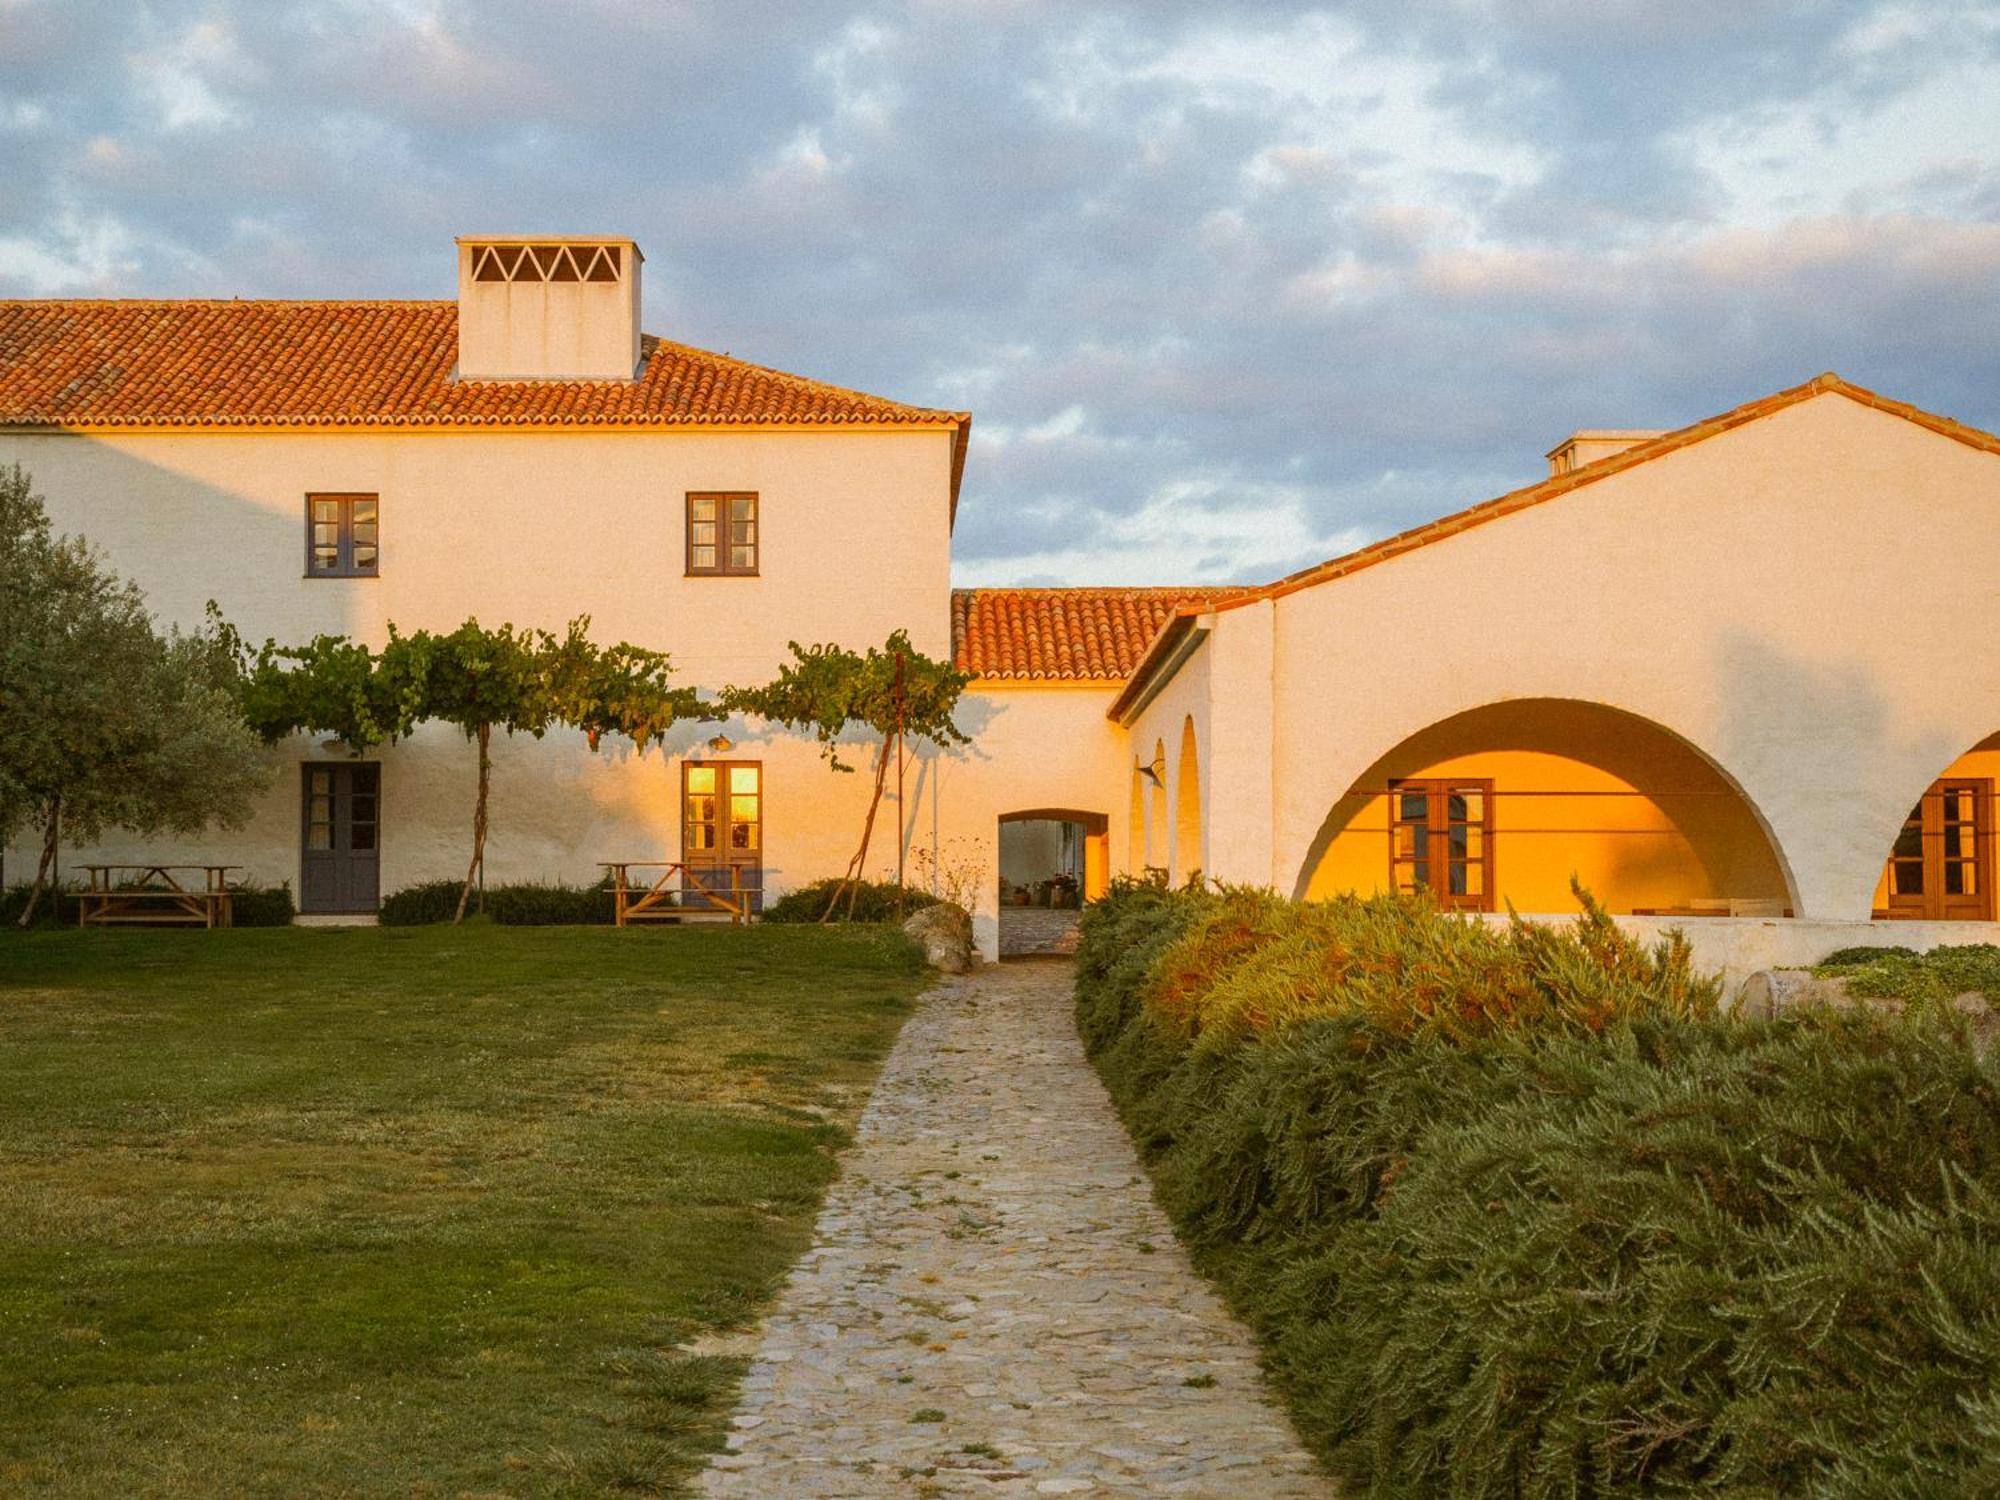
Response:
[470, 242, 621, 285]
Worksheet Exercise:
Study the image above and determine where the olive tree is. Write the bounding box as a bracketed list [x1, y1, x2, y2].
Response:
[0, 467, 272, 924]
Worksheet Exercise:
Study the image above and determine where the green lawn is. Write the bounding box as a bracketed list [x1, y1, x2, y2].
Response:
[0, 923, 927, 1497]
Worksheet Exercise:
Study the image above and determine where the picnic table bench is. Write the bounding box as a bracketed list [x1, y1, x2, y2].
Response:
[76, 865, 240, 928]
[598, 862, 754, 927]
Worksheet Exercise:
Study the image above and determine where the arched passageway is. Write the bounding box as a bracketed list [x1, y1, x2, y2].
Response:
[999, 809, 1110, 957]
[1174, 717, 1202, 881]
[1295, 698, 1794, 915]
[1873, 732, 2000, 920]
[1145, 739, 1168, 873]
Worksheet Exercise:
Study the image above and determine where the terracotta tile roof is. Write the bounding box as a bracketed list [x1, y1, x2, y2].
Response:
[952, 587, 1242, 681]
[1110, 372, 2000, 719]
[0, 298, 971, 504]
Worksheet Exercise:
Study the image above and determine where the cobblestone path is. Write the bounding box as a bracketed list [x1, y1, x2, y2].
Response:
[698, 960, 1329, 1497]
[997, 907, 1082, 958]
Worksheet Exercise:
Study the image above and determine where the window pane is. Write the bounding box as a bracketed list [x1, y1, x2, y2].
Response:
[1893, 820, 1924, 859]
[311, 772, 332, 795]
[691, 496, 717, 522]
[731, 793, 759, 821]
[729, 495, 754, 521]
[314, 499, 340, 523]
[731, 821, 758, 851]
[686, 767, 716, 794]
[730, 545, 754, 570]
[350, 822, 376, 852]
[352, 545, 378, 570]
[690, 544, 716, 571]
[729, 766, 759, 793]
[1893, 861, 1926, 896]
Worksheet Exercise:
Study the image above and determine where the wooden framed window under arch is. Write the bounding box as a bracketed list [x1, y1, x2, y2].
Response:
[1389, 777, 1494, 912]
[1879, 777, 1994, 921]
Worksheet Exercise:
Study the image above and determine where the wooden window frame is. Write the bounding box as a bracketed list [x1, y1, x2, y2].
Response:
[304, 493, 380, 579]
[685, 492, 759, 577]
[1879, 777, 1994, 921]
[1388, 777, 1495, 913]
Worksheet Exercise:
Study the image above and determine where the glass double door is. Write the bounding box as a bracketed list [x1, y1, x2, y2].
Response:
[682, 761, 762, 910]
[301, 763, 380, 913]
[1882, 778, 1992, 920]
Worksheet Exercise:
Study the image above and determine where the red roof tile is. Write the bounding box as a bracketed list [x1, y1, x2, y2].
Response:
[0, 299, 971, 503]
[952, 587, 1242, 681]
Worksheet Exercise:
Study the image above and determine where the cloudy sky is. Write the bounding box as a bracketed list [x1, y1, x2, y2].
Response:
[3, 2, 1997, 585]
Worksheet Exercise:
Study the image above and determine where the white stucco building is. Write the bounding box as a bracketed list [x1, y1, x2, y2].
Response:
[4, 235, 1998, 979]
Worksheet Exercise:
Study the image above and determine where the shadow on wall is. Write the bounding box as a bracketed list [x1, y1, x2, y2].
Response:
[1706, 630, 1973, 920]
[1293, 697, 1796, 915]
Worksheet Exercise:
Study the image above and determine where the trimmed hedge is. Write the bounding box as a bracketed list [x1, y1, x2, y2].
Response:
[376, 879, 466, 927]
[761, 878, 938, 924]
[378, 878, 615, 926]
[485, 880, 613, 926]
[1078, 881, 2000, 1497]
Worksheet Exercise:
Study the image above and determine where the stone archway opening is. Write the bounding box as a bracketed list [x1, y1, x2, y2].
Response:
[998, 809, 1109, 958]
[1295, 698, 1794, 916]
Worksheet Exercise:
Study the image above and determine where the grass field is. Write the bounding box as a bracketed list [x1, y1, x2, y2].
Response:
[0, 923, 927, 1497]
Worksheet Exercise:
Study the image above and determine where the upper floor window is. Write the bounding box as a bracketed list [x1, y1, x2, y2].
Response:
[687, 492, 758, 576]
[306, 494, 379, 578]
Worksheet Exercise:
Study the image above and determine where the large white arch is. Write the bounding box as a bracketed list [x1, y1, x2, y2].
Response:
[1287, 695, 1799, 914]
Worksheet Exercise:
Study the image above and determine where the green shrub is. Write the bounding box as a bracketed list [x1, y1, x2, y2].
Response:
[1, 881, 293, 927]
[1077, 883, 2000, 1498]
[377, 879, 464, 926]
[227, 883, 295, 927]
[1814, 942, 2000, 1006]
[485, 880, 613, 926]
[0, 882, 79, 927]
[761, 878, 938, 924]
[1816, 943, 1919, 968]
[380, 877, 622, 926]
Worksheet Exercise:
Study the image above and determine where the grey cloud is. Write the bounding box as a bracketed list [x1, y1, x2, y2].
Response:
[0, 0, 1995, 583]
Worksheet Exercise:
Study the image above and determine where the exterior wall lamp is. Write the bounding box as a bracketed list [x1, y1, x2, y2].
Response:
[706, 734, 734, 755]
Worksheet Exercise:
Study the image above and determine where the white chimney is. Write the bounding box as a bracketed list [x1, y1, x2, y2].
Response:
[455, 236, 643, 381]
[1546, 430, 1664, 478]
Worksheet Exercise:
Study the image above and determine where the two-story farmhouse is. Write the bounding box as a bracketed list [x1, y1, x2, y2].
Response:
[5, 234, 1999, 979]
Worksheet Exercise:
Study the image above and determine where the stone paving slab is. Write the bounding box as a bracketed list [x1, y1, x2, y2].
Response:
[998, 908, 1082, 958]
[698, 960, 1330, 1498]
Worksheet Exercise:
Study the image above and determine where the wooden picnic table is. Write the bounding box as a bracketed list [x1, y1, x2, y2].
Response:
[598, 862, 752, 927]
[76, 864, 241, 929]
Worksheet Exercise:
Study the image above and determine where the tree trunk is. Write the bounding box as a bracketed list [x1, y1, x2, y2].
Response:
[454, 723, 492, 925]
[16, 797, 59, 928]
[822, 733, 895, 923]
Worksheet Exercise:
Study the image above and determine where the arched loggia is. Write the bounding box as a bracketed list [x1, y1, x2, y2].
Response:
[1293, 698, 1797, 916]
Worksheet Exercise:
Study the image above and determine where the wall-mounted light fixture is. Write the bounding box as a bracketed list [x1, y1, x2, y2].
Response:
[707, 734, 734, 755]
[1137, 753, 1166, 787]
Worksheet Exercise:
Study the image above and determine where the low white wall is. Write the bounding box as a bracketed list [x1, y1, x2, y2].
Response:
[1502, 912, 2000, 1002]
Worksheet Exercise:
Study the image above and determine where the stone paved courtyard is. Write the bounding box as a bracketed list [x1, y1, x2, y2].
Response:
[698, 960, 1329, 1497]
